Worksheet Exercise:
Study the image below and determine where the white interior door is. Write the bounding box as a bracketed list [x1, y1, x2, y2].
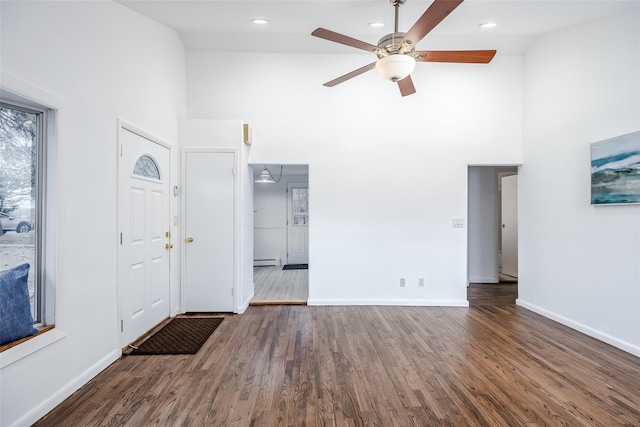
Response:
[287, 181, 309, 265]
[118, 127, 171, 347]
[184, 151, 235, 312]
[501, 174, 518, 278]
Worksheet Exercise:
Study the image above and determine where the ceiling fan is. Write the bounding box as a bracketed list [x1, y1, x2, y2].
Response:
[311, 0, 496, 97]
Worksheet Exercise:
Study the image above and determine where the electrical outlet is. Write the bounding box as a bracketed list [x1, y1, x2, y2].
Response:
[400, 278, 406, 287]
[418, 277, 424, 287]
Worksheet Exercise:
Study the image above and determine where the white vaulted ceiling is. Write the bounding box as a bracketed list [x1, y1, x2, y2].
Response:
[117, 0, 640, 54]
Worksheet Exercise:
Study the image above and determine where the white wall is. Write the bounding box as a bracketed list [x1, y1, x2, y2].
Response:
[254, 177, 288, 264]
[178, 120, 254, 312]
[187, 51, 524, 305]
[0, 2, 186, 426]
[520, 9, 640, 355]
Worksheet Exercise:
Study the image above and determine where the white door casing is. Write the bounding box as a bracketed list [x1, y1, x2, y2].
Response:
[501, 174, 518, 278]
[117, 123, 171, 348]
[287, 181, 309, 265]
[183, 150, 235, 312]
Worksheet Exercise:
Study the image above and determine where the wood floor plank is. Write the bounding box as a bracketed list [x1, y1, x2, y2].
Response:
[34, 306, 640, 426]
[252, 266, 308, 304]
[467, 282, 518, 306]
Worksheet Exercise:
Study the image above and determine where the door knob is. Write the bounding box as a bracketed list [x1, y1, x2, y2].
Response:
[186, 237, 194, 243]
[165, 243, 174, 249]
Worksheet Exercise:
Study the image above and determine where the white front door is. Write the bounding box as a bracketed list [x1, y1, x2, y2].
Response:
[287, 181, 309, 265]
[184, 151, 235, 312]
[501, 174, 518, 278]
[118, 126, 171, 348]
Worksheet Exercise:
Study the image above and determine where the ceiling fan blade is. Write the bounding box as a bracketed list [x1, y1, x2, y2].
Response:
[397, 75, 416, 97]
[401, 0, 464, 46]
[414, 50, 497, 64]
[312, 28, 378, 52]
[323, 62, 377, 87]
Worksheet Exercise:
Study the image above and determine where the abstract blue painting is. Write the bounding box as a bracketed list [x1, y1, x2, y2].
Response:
[591, 131, 640, 205]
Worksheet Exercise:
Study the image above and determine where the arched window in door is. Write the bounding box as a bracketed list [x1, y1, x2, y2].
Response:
[133, 155, 161, 180]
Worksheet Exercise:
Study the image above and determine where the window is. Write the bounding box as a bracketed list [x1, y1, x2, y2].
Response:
[292, 187, 309, 225]
[133, 155, 160, 180]
[0, 100, 46, 325]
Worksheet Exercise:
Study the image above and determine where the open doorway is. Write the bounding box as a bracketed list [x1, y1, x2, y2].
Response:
[467, 166, 518, 305]
[498, 172, 518, 282]
[250, 164, 309, 305]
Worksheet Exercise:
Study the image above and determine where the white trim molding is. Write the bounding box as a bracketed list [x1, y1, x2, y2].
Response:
[0, 329, 67, 369]
[307, 298, 470, 307]
[517, 299, 640, 357]
[9, 349, 120, 427]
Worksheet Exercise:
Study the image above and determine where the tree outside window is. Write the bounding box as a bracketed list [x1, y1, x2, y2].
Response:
[0, 103, 40, 322]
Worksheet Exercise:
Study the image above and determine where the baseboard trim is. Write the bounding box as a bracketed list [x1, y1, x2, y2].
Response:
[516, 299, 640, 357]
[12, 349, 120, 427]
[307, 298, 469, 307]
[237, 290, 254, 314]
[468, 276, 499, 284]
[250, 300, 307, 306]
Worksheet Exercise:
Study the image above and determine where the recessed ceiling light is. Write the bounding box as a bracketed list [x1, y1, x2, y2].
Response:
[251, 19, 269, 24]
[479, 22, 498, 29]
[369, 22, 385, 28]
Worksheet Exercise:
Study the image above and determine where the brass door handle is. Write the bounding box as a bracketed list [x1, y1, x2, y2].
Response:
[186, 237, 194, 243]
[165, 243, 174, 249]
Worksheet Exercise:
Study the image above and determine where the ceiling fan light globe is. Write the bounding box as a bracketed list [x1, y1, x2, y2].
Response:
[375, 54, 416, 82]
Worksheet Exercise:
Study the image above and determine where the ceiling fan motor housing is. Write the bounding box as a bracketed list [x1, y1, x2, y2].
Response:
[376, 32, 415, 58]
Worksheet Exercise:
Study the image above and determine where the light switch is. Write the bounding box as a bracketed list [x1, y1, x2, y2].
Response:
[452, 217, 465, 228]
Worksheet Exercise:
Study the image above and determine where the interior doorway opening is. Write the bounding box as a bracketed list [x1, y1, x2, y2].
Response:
[250, 164, 309, 305]
[467, 166, 518, 305]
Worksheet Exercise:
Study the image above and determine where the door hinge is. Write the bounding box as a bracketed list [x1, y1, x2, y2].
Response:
[231, 166, 235, 176]
[120, 232, 123, 245]
[121, 319, 123, 332]
[120, 145, 123, 157]
[231, 287, 234, 296]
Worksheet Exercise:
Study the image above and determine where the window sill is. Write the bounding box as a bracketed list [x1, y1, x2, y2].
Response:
[0, 327, 66, 369]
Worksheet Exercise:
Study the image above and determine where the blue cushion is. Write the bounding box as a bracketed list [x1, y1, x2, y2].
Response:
[0, 263, 38, 345]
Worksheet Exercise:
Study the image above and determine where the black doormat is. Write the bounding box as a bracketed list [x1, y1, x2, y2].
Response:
[282, 264, 308, 270]
[128, 317, 223, 355]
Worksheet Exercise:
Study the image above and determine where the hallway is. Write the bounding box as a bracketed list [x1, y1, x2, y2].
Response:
[251, 266, 308, 305]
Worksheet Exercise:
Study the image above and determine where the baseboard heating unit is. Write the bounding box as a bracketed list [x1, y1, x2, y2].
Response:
[254, 258, 281, 267]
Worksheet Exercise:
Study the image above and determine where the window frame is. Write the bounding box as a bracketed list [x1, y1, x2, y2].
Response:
[0, 93, 55, 328]
[0, 78, 61, 366]
[0, 101, 45, 324]
[133, 154, 162, 180]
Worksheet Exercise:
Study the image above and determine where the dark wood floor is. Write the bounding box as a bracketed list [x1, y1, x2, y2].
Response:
[467, 282, 518, 306]
[35, 304, 640, 426]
